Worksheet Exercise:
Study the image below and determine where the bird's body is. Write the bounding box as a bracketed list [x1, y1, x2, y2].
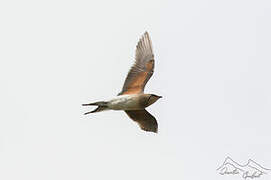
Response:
[83, 32, 161, 133]
[90, 94, 160, 111]
[108, 94, 144, 110]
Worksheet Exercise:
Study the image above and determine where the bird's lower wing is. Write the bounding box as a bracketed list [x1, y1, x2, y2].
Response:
[125, 109, 158, 133]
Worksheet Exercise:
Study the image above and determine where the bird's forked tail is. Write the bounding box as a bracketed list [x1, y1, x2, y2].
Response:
[82, 101, 108, 115]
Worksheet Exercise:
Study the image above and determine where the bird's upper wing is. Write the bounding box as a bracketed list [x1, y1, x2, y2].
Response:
[119, 32, 154, 95]
[125, 109, 158, 133]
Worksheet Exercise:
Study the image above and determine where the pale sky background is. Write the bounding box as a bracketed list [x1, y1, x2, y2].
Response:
[0, 0, 271, 180]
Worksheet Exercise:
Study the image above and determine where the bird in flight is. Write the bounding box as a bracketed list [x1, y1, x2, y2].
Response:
[83, 32, 162, 133]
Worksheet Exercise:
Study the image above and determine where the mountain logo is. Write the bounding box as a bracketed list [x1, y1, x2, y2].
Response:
[217, 157, 270, 179]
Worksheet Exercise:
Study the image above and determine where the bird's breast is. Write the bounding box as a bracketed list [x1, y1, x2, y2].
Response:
[107, 95, 142, 110]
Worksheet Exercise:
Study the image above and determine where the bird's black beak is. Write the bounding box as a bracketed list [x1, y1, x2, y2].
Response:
[158, 96, 162, 98]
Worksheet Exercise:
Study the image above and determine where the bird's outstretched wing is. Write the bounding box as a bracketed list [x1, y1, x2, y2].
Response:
[119, 32, 154, 95]
[125, 109, 158, 133]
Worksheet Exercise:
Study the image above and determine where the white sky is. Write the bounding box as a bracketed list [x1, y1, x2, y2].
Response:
[0, 0, 271, 180]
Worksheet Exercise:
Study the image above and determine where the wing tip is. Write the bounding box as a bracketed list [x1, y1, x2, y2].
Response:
[137, 31, 153, 53]
[144, 31, 149, 37]
[143, 31, 151, 41]
[141, 126, 158, 133]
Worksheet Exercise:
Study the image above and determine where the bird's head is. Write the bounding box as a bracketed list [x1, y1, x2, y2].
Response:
[146, 94, 162, 106]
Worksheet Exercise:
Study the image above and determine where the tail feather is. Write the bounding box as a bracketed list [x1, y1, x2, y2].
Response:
[84, 106, 108, 115]
[82, 101, 107, 106]
[82, 101, 108, 115]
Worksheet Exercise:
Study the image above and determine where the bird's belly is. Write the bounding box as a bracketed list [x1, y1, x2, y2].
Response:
[108, 96, 141, 110]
